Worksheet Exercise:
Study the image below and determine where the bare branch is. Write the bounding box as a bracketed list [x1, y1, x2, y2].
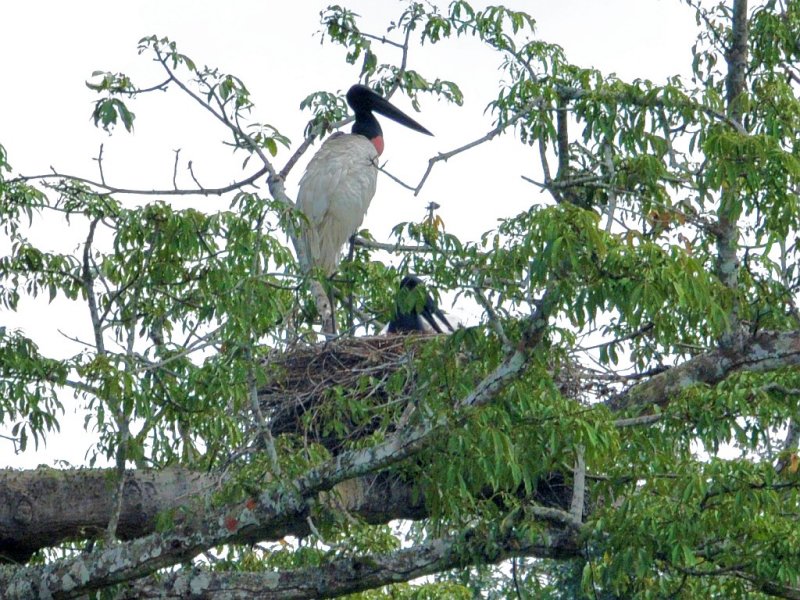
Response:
[714, 0, 749, 348]
[14, 165, 269, 197]
[248, 360, 281, 476]
[172, 149, 180, 190]
[132, 78, 172, 95]
[555, 94, 570, 195]
[187, 160, 204, 190]
[279, 136, 317, 181]
[352, 235, 433, 254]
[613, 413, 663, 428]
[376, 162, 417, 191]
[333, 26, 407, 50]
[412, 123, 512, 196]
[93, 143, 106, 185]
[536, 109, 557, 202]
[378, 99, 541, 196]
[570, 446, 585, 523]
[602, 144, 617, 232]
[82, 218, 104, 354]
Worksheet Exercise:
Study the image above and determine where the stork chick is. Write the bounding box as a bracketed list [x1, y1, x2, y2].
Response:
[387, 274, 454, 334]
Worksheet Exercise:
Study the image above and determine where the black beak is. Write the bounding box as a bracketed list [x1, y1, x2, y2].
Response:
[347, 85, 433, 136]
[421, 296, 454, 333]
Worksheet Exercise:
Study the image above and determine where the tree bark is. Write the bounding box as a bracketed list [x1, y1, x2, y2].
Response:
[607, 329, 800, 413]
[0, 467, 206, 563]
[0, 468, 425, 564]
[117, 525, 579, 599]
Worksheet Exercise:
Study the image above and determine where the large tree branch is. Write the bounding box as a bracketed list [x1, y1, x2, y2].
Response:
[0, 467, 208, 564]
[119, 516, 579, 599]
[0, 468, 425, 565]
[607, 329, 800, 414]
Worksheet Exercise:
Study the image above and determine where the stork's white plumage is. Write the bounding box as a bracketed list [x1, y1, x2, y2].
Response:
[296, 85, 432, 277]
[296, 133, 378, 276]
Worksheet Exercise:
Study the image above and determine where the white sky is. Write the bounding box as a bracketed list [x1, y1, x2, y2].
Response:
[0, 1, 699, 468]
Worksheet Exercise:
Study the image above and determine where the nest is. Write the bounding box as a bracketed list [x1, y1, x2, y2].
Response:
[260, 335, 434, 452]
[258, 333, 586, 454]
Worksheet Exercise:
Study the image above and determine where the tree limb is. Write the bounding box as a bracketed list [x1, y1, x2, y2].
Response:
[118, 519, 579, 599]
[607, 329, 800, 414]
[0, 468, 426, 565]
[714, 0, 749, 348]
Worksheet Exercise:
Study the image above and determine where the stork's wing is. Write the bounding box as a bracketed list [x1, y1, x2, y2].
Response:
[297, 135, 346, 226]
[296, 134, 378, 275]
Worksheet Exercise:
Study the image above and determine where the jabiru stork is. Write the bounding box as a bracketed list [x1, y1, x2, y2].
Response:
[386, 274, 454, 334]
[297, 85, 433, 277]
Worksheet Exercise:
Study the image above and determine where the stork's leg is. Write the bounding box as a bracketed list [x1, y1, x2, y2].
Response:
[345, 234, 356, 264]
[311, 279, 336, 337]
[325, 281, 338, 336]
[345, 235, 356, 332]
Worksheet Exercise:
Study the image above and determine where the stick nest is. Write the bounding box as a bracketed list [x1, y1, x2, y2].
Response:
[259, 335, 433, 451]
[258, 333, 584, 452]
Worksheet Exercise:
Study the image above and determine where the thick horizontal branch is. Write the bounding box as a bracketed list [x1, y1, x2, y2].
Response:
[0, 468, 424, 565]
[120, 517, 580, 599]
[0, 467, 207, 564]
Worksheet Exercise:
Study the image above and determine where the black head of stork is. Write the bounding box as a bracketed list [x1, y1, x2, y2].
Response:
[387, 274, 454, 334]
[346, 85, 433, 155]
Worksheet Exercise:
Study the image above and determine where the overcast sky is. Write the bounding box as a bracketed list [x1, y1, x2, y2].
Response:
[0, 1, 699, 468]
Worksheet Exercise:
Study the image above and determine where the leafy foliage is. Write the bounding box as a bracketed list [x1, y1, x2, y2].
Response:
[3, 1, 800, 598]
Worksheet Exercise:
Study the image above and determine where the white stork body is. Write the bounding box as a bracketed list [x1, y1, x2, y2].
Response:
[296, 85, 431, 333]
[296, 132, 378, 275]
[296, 85, 431, 283]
